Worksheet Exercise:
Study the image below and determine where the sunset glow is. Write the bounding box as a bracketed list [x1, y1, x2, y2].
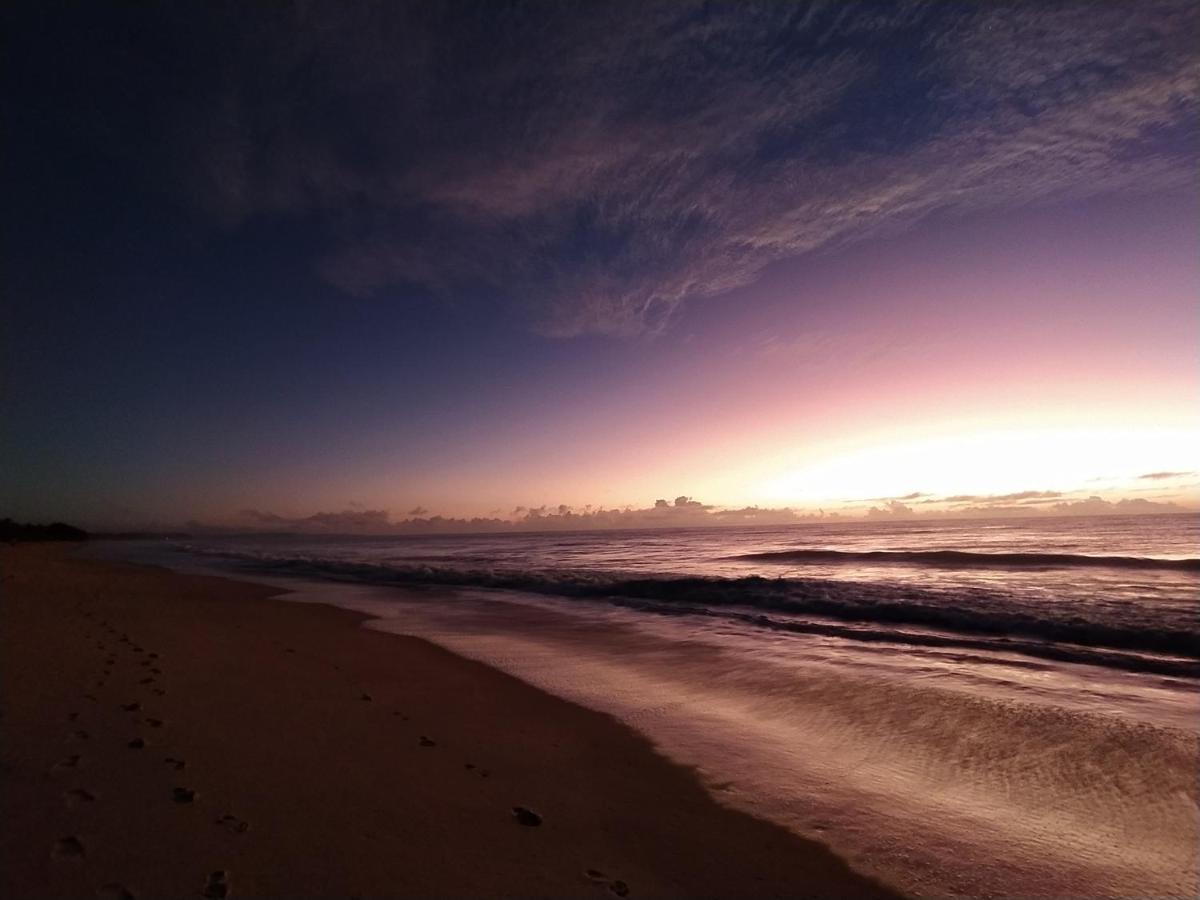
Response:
[750, 425, 1200, 509]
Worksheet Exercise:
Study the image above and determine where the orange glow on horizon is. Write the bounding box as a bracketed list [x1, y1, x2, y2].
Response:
[744, 425, 1200, 509]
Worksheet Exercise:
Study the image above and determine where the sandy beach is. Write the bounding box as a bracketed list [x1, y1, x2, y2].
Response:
[0, 544, 897, 899]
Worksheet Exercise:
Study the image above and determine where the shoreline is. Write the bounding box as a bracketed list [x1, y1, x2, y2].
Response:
[1, 544, 899, 899]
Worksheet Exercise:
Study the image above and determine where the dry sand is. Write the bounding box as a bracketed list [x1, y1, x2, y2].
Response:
[1, 544, 899, 899]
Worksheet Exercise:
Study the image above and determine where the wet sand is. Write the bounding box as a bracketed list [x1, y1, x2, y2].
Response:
[0, 544, 898, 899]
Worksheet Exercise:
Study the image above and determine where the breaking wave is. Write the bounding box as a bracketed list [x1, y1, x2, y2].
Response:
[734, 548, 1200, 571]
[180, 546, 1200, 677]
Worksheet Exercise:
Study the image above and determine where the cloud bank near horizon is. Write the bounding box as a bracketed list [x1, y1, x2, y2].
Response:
[207, 490, 1190, 535]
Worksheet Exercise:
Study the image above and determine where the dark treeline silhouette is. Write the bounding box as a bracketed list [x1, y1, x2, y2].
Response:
[0, 519, 89, 542]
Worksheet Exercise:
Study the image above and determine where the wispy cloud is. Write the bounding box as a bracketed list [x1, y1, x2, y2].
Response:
[868, 494, 1184, 520]
[866, 491, 931, 502]
[144, 1, 1200, 337]
[939, 490, 1065, 505]
[1137, 471, 1195, 480]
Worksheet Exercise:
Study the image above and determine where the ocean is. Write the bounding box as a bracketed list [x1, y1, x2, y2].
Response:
[92, 513, 1200, 898]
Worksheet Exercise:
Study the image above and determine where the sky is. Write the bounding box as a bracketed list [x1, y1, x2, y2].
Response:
[3, 1, 1198, 532]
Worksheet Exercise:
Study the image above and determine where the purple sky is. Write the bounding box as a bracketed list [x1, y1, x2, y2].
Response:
[3, 1, 1197, 531]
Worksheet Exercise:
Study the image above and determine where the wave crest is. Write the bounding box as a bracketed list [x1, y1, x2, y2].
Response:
[180, 545, 1200, 676]
[734, 548, 1200, 571]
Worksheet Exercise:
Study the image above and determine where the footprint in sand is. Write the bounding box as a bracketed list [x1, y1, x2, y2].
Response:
[72, 729, 90, 741]
[215, 813, 250, 834]
[64, 787, 96, 806]
[151, 688, 167, 696]
[67, 712, 79, 722]
[54, 755, 82, 771]
[585, 871, 631, 897]
[360, 692, 373, 702]
[98, 883, 136, 900]
[202, 870, 231, 899]
[128, 738, 146, 750]
[172, 787, 197, 804]
[511, 806, 542, 826]
[144, 717, 164, 728]
[52, 836, 85, 859]
[418, 736, 436, 747]
[139, 677, 154, 685]
[121, 702, 141, 712]
[164, 757, 187, 771]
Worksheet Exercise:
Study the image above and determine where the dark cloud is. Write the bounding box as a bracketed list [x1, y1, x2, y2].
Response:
[939, 490, 1064, 504]
[62, 0, 1197, 338]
